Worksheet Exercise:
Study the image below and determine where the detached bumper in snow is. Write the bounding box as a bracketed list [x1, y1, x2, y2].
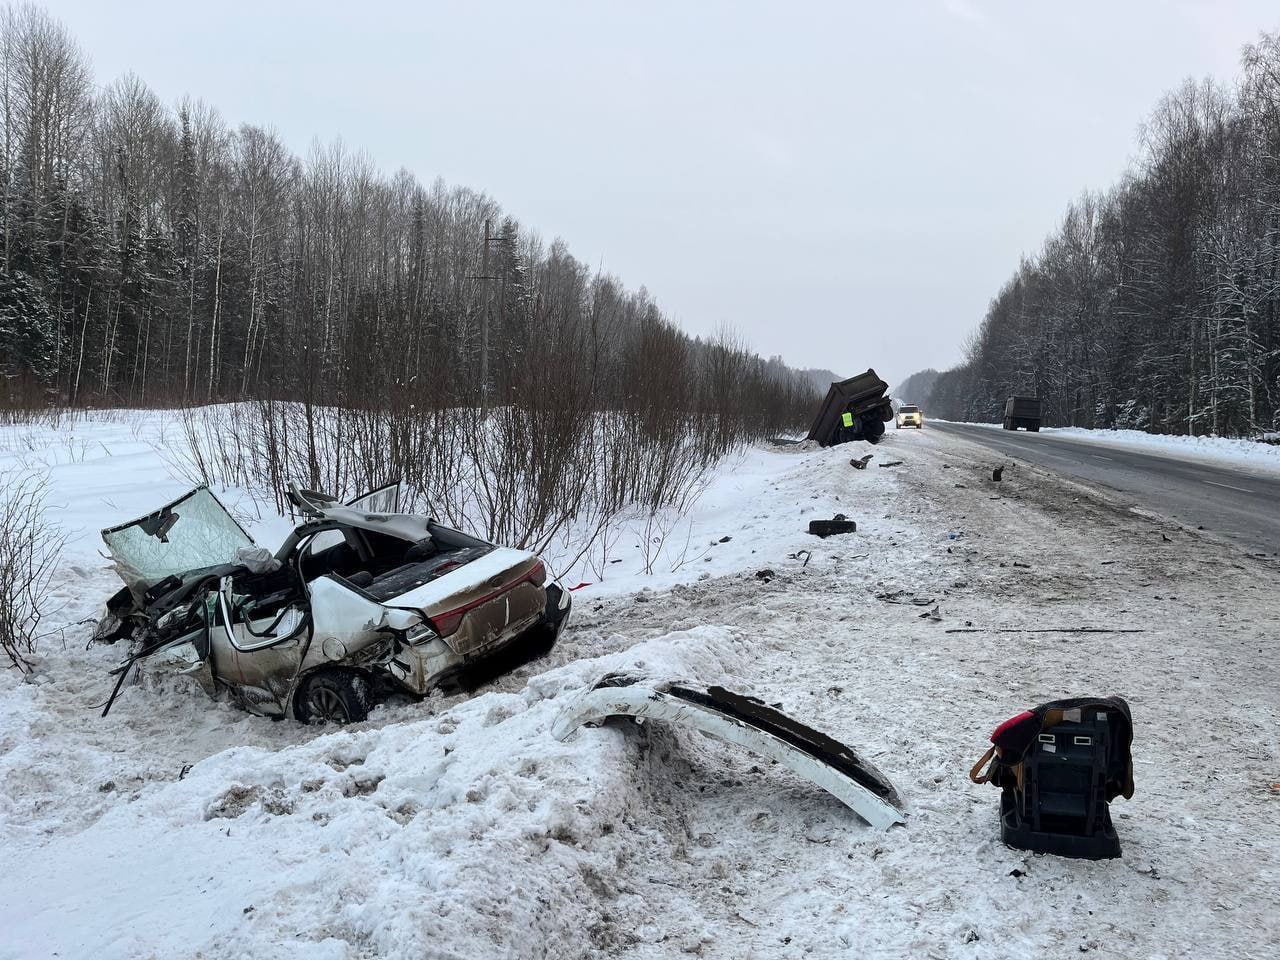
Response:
[552, 674, 904, 830]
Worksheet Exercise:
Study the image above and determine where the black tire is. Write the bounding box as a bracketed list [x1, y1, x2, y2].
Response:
[296, 668, 372, 724]
[862, 416, 886, 444]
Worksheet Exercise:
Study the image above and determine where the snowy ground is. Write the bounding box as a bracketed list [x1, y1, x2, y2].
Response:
[1, 416, 1277, 959]
[944, 419, 1280, 475]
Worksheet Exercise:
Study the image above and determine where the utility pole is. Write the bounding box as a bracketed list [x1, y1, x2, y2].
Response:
[480, 218, 491, 417]
[470, 218, 501, 419]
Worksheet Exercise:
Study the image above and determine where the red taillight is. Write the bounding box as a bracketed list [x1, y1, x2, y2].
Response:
[433, 609, 465, 637]
[431, 559, 546, 637]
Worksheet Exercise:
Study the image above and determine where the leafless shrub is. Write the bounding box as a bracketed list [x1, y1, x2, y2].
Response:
[0, 470, 64, 672]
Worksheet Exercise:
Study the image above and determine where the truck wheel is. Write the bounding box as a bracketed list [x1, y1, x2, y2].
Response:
[863, 417, 886, 443]
[296, 668, 371, 724]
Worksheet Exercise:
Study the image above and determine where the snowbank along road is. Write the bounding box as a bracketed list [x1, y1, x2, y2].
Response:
[0, 418, 1277, 959]
[930, 419, 1280, 558]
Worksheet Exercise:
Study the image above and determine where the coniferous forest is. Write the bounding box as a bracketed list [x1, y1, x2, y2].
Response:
[929, 33, 1280, 437]
[0, 4, 816, 440]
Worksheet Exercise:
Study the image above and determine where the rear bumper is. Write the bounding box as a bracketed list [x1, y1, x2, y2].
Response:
[391, 583, 572, 694]
[447, 584, 571, 692]
[543, 583, 572, 633]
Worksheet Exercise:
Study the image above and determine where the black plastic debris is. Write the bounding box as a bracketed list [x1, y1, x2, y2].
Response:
[993, 465, 1005, 482]
[850, 454, 873, 470]
[970, 698, 1133, 860]
[808, 515, 857, 537]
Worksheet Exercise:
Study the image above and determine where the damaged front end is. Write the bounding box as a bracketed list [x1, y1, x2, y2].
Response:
[552, 674, 904, 830]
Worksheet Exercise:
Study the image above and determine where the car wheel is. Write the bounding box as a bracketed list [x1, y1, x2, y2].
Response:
[296, 668, 372, 724]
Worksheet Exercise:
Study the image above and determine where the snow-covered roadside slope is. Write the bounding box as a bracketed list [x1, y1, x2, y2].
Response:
[945, 419, 1280, 474]
[0, 414, 904, 960]
[0, 629, 748, 960]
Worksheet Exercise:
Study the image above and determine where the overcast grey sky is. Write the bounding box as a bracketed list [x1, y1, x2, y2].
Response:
[46, 0, 1280, 387]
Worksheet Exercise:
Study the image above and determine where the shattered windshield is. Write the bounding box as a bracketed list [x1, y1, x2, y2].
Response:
[102, 487, 255, 592]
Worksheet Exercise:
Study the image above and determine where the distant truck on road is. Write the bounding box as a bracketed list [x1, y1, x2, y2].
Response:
[1003, 396, 1042, 432]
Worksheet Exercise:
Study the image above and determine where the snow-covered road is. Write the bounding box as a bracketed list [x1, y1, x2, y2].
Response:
[1, 422, 1276, 959]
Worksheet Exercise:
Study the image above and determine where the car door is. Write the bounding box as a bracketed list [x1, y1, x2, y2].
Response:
[140, 628, 218, 698]
[345, 481, 403, 514]
[210, 576, 310, 700]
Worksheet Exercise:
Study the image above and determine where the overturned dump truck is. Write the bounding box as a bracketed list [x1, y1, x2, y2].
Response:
[807, 369, 895, 446]
[553, 673, 905, 829]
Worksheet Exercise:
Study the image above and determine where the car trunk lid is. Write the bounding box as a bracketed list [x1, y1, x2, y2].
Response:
[385, 547, 546, 655]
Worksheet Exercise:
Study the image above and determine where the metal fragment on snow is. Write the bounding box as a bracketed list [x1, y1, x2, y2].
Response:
[552, 674, 905, 830]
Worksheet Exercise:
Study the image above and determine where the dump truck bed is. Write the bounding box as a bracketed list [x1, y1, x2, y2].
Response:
[1005, 396, 1042, 418]
[806, 369, 893, 446]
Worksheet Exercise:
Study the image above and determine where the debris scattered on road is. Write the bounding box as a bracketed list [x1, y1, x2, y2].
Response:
[918, 605, 942, 621]
[945, 627, 1146, 634]
[993, 465, 1005, 482]
[718, 535, 732, 543]
[754, 569, 775, 581]
[786, 549, 812, 567]
[808, 515, 857, 537]
[879, 460, 904, 468]
[874, 589, 935, 606]
[850, 454, 874, 470]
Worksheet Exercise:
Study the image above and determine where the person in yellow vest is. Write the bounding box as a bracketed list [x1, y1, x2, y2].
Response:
[838, 409, 857, 444]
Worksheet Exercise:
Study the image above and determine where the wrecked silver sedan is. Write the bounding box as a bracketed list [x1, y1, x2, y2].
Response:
[94, 482, 571, 722]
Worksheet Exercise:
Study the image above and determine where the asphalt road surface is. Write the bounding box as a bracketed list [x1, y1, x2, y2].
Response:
[929, 420, 1280, 557]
